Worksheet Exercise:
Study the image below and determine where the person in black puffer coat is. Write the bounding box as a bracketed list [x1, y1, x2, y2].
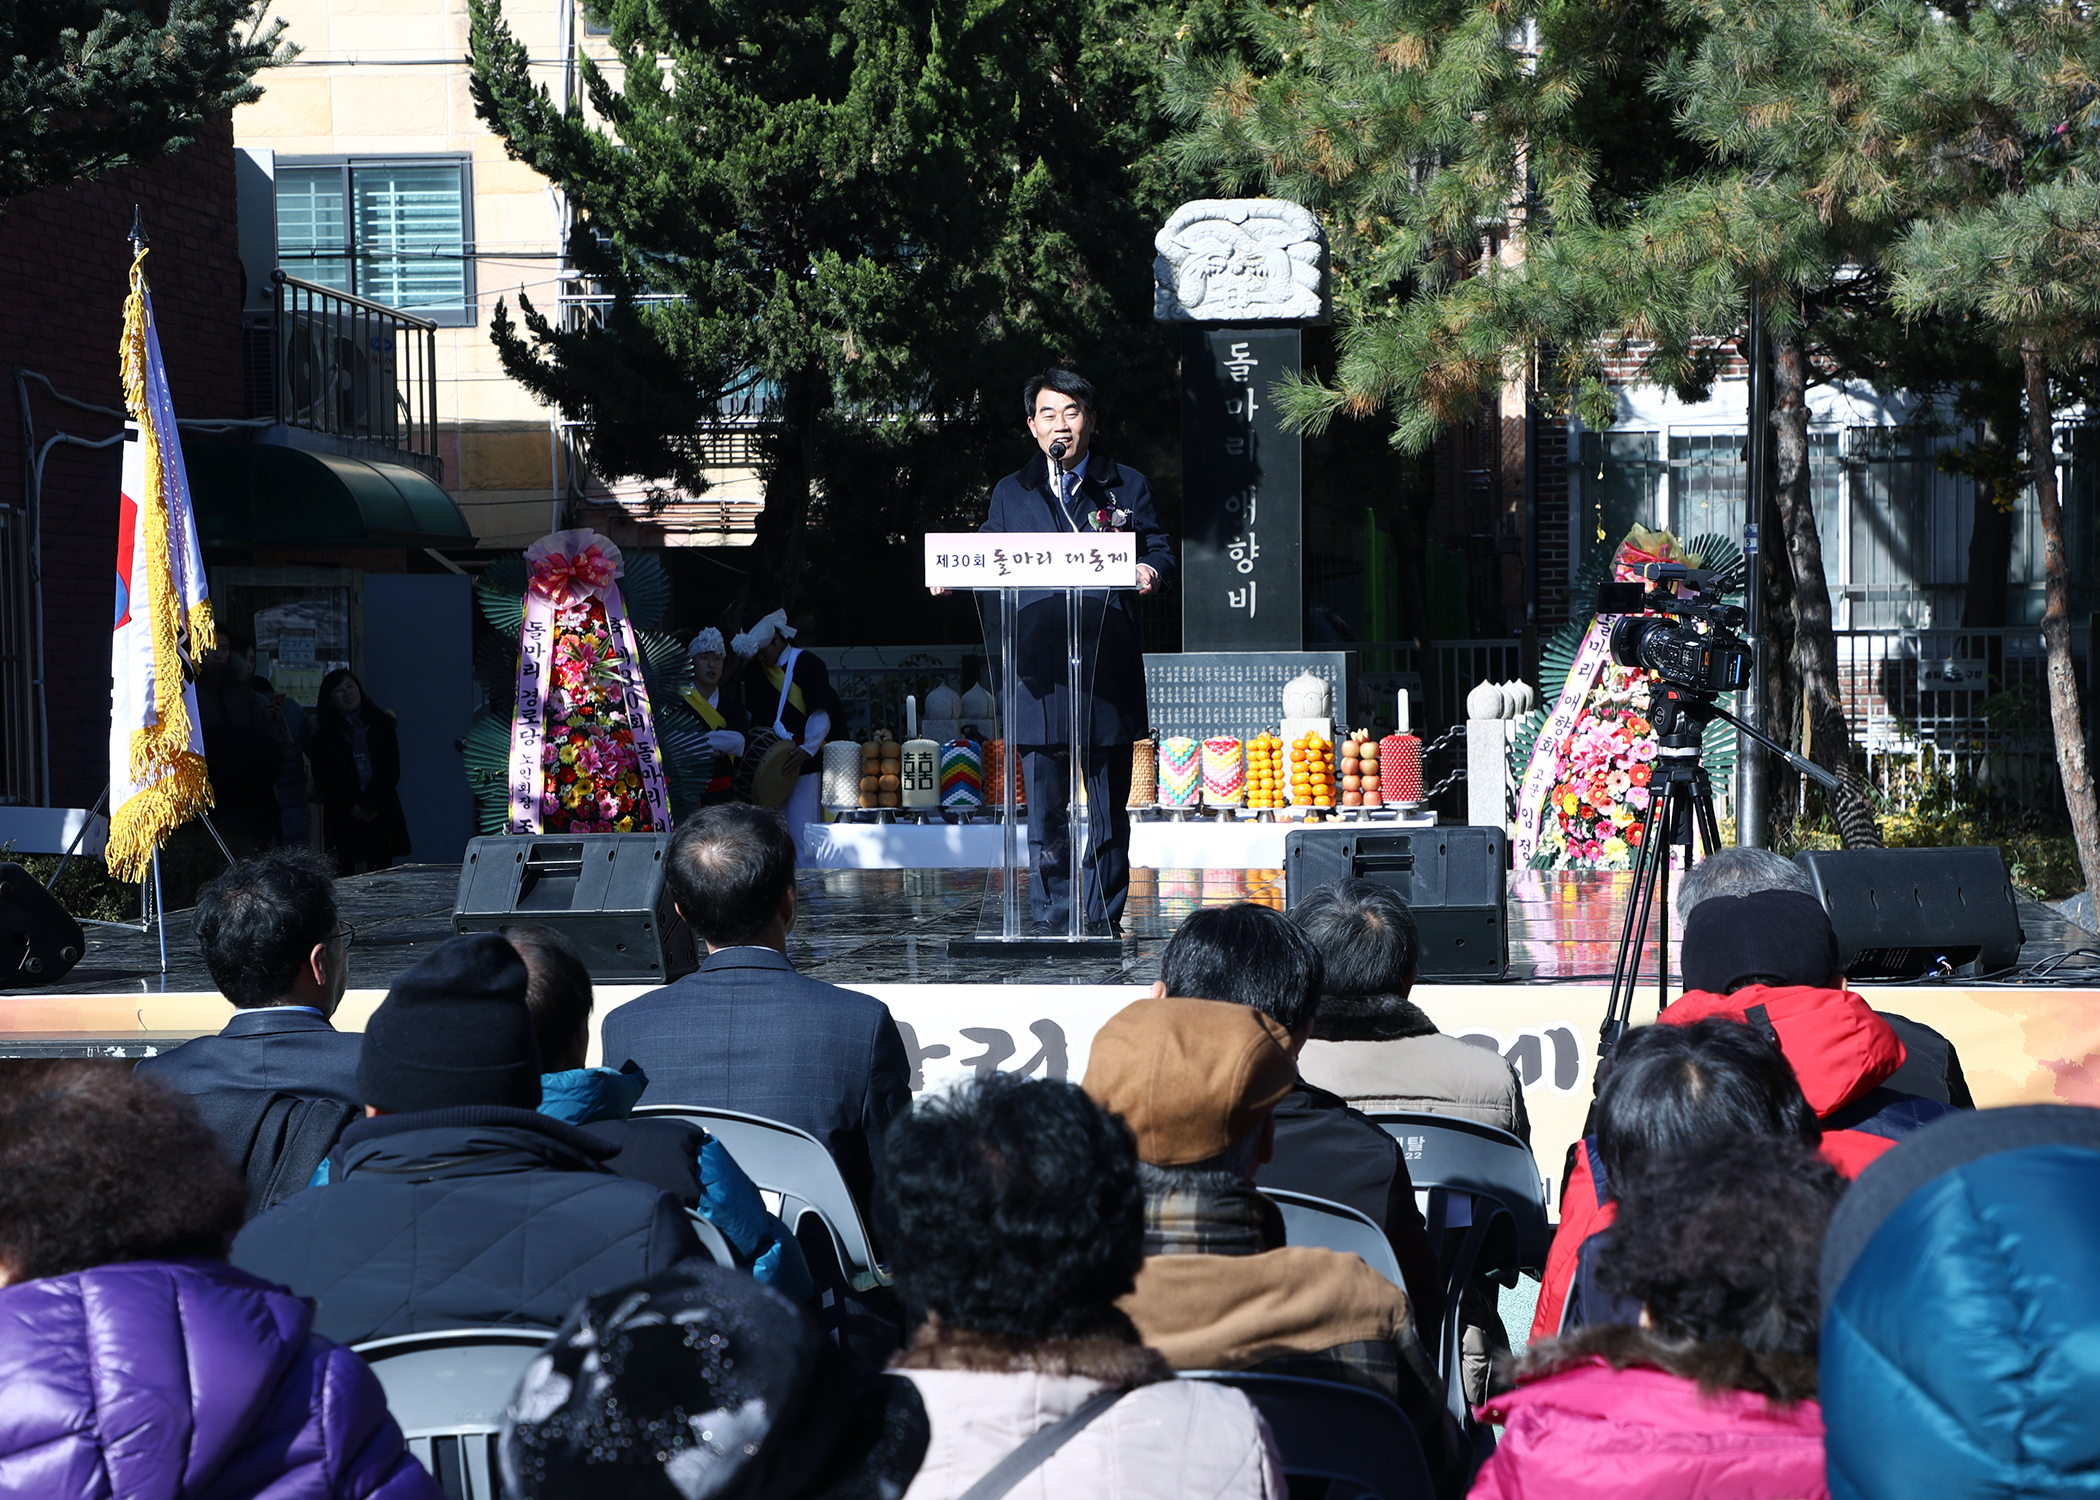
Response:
[232, 932, 703, 1345]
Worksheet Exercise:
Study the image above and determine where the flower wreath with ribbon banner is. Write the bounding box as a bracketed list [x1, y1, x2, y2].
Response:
[506, 530, 674, 834]
[1510, 525, 1741, 871]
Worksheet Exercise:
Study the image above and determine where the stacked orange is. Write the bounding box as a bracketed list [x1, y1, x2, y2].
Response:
[1245, 732, 1286, 809]
[1289, 732, 1335, 808]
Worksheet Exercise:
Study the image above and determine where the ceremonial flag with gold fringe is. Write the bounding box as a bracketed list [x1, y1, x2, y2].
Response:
[106, 242, 215, 880]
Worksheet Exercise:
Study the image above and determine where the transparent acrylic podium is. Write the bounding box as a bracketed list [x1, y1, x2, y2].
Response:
[927, 532, 1134, 959]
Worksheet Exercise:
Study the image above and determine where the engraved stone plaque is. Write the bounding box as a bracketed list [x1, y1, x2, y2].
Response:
[1153, 199, 1329, 324]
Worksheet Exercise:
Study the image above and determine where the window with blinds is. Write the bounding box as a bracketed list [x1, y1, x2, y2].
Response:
[274, 160, 472, 318]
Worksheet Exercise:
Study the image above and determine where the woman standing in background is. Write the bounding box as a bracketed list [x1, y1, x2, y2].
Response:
[307, 668, 410, 874]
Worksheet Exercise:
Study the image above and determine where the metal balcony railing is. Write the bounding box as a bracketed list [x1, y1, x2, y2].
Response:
[267, 271, 442, 481]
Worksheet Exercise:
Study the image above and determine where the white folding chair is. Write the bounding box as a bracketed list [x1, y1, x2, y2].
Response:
[353, 1326, 555, 1499]
[630, 1103, 891, 1292]
[1261, 1187, 1405, 1288]
[1370, 1112, 1550, 1423]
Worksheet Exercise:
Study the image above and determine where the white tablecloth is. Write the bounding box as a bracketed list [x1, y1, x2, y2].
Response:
[803, 811, 1436, 870]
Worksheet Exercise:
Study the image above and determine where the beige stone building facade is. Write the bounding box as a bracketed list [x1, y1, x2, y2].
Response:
[233, 0, 761, 550]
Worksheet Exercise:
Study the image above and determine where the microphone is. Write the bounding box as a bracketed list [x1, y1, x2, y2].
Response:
[1049, 438, 1068, 463]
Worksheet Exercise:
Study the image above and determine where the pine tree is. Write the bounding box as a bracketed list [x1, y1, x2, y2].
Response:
[1, 0, 290, 205]
[1866, 0, 2100, 892]
[469, 0, 1218, 622]
[1167, 0, 1897, 843]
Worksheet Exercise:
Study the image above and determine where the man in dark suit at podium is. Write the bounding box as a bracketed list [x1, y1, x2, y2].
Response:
[977, 369, 1177, 934]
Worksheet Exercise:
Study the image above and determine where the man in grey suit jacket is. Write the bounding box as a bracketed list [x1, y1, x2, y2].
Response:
[601, 804, 910, 1226]
[136, 847, 362, 1102]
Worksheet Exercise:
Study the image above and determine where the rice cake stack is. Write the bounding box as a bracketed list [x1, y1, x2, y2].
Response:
[1128, 739, 1157, 806]
[1158, 737, 1201, 808]
[940, 740, 984, 808]
[1201, 737, 1245, 807]
[821, 741, 863, 809]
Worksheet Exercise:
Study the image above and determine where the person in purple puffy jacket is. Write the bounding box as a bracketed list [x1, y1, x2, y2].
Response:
[0, 1061, 441, 1500]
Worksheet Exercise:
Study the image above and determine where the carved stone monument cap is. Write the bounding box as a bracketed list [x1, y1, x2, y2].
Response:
[1154, 199, 1329, 325]
[1281, 670, 1332, 719]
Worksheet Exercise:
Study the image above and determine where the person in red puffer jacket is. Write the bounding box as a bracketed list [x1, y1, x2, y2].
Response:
[1533, 890, 1955, 1340]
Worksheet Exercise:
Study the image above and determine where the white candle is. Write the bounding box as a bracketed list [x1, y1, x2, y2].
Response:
[906, 694, 918, 739]
[1397, 690, 1411, 735]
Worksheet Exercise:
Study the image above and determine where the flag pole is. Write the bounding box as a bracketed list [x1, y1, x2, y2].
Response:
[149, 850, 167, 973]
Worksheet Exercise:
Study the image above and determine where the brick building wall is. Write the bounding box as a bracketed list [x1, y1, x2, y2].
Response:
[0, 116, 245, 809]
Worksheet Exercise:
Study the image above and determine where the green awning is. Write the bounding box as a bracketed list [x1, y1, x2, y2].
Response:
[184, 439, 471, 547]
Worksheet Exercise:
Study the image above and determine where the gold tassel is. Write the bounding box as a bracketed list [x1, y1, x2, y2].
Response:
[107, 245, 215, 882]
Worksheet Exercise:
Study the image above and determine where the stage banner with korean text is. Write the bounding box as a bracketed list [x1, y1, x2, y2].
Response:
[1179, 327, 1303, 651]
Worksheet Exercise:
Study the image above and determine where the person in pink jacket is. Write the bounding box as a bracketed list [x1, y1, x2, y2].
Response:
[1471, 1135, 1843, 1500]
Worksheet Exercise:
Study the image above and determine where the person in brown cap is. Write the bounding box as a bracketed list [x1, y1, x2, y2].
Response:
[1084, 994, 1470, 1497]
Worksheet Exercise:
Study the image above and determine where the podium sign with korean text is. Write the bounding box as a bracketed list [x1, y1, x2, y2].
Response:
[924, 532, 1138, 590]
[1179, 327, 1303, 651]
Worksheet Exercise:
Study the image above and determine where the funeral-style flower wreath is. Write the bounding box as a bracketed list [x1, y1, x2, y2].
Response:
[461, 531, 716, 835]
[1509, 525, 1743, 872]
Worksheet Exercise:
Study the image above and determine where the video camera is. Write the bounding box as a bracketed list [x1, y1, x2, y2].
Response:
[1595, 562, 1752, 696]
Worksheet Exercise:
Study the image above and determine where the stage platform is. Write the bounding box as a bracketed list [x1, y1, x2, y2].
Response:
[7, 862, 2097, 1212]
[15, 861, 2095, 994]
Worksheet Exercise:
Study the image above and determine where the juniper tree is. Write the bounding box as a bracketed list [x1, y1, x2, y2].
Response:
[469, 0, 1222, 622]
[1, 0, 290, 205]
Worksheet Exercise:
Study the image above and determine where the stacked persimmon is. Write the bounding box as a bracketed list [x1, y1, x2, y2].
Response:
[1245, 732, 1286, 809]
[1289, 732, 1334, 809]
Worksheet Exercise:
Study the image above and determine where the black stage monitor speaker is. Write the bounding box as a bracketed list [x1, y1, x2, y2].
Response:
[1793, 846, 2025, 979]
[0, 862, 86, 987]
[1284, 826, 1508, 979]
[454, 834, 698, 984]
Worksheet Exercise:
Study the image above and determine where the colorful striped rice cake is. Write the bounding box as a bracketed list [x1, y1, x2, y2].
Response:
[940, 740, 984, 807]
[1158, 737, 1201, 807]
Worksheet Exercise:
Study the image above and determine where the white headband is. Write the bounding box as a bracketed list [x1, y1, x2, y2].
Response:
[730, 609, 796, 657]
[689, 626, 725, 658]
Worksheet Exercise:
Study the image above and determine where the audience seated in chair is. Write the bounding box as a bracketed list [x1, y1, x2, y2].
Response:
[599, 804, 910, 1230]
[1473, 1136, 1841, 1500]
[1534, 890, 1956, 1339]
[504, 920, 812, 1303]
[232, 931, 704, 1344]
[1287, 877, 1531, 1406]
[882, 1072, 1286, 1500]
[134, 848, 364, 1212]
[1547, 1018, 1822, 1337]
[498, 1262, 928, 1500]
[1677, 846, 1974, 1107]
[1082, 994, 1471, 1498]
[1289, 878, 1530, 1139]
[0, 1062, 439, 1500]
[1152, 901, 1446, 1339]
[1820, 1105, 2100, 1500]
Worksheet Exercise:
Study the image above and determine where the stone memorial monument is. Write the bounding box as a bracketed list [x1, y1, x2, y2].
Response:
[1156, 198, 1328, 655]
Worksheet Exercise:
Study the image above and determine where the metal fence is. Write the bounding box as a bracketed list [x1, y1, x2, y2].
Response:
[267, 271, 442, 481]
[1357, 639, 1529, 732]
[1835, 626, 2088, 814]
[0, 506, 35, 804]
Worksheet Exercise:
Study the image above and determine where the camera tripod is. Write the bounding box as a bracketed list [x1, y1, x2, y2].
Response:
[1598, 683, 1844, 1055]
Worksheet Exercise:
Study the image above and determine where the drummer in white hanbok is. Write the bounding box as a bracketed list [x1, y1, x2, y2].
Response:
[731, 609, 844, 862]
[682, 627, 751, 805]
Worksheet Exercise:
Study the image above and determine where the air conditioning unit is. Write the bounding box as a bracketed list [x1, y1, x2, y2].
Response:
[278, 309, 402, 443]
